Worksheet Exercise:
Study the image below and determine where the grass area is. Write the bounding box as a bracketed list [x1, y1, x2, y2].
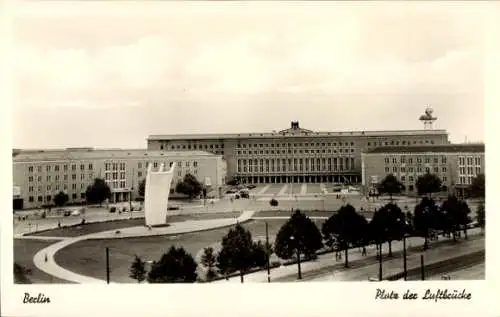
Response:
[14, 239, 72, 284]
[54, 218, 323, 283]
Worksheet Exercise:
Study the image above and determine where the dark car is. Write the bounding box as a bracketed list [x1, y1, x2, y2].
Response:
[240, 192, 249, 199]
[247, 184, 256, 189]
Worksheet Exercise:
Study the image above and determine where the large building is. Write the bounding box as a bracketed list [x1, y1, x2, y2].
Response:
[12, 148, 227, 210]
[361, 144, 485, 196]
[147, 121, 450, 184]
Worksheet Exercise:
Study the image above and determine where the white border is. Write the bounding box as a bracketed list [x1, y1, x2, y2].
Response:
[1, 2, 499, 317]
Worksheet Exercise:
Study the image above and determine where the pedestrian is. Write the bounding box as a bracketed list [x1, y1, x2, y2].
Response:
[44, 254, 48, 262]
[362, 247, 367, 256]
[58, 221, 61, 228]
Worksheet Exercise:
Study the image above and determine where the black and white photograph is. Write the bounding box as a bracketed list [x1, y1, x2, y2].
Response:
[2, 1, 499, 316]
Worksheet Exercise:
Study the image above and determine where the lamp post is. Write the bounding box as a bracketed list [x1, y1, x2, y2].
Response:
[265, 221, 271, 283]
[290, 235, 302, 280]
[378, 239, 383, 281]
[129, 187, 134, 219]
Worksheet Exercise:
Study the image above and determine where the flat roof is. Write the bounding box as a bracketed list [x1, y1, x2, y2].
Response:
[365, 144, 485, 154]
[13, 148, 220, 162]
[148, 129, 449, 141]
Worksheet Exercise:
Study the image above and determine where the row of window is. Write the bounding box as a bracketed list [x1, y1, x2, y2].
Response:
[28, 182, 87, 193]
[28, 164, 93, 173]
[384, 156, 447, 165]
[397, 175, 447, 183]
[237, 142, 356, 149]
[385, 166, 447, 173]
[139, 161, 199, 169]
[161, 143, 224, 151]
[457, 176, 476, 185]
[368, 139, 436, 147]
[105, 180, 127, 189]
[28, 173, 94, 183]
[459, 166, 482, 176]
[458, 157, 482, 166]
[104, 162, 126, 171]
[28, 193, 86, 203]
[236, 148, 355, 156]
[105, 171, 127, 181]
[237, 157, 355, 173]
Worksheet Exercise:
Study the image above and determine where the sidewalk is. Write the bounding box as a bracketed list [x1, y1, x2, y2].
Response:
[214, 227, 483, 283]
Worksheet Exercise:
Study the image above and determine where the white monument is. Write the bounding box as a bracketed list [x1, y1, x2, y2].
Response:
[144, 162, 176, 227]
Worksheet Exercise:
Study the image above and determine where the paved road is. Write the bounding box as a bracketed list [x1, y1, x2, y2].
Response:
[215, 228, 483, 283]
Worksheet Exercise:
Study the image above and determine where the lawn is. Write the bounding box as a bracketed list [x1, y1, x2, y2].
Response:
[54, 218, 324, 283]
[28, 212, 243, 238]
[14, 239, 72, 284]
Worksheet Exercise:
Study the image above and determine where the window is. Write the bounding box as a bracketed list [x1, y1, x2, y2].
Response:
[72, 194, 77, 199]
[46, 166, 51, 172]
[38, 196, 43, 202]
[81, 174, 85, 180]
[434, 167, 439, 173]
[29, 176, 33, 182]
[29, 196, 34, 202]
[72, 164, 76, 171]
[46, 195, 51, 201]
[37, 176, 42, 182]
[46, 185, 51, 191]
[72, 184, 77, 190]
[64, 175, 68, 181]
[476, 167, 481, 174]
[55, 165, 59, 171]
[392, 158, 397, 163]
[385, 167, 390, 173]
[409, 167, 414, 172]
[80, 164, 85, 170]
[72, 174, 76, 180]
[37, 166, 42, 172]
[434, 158, 438, 164]
[384, 158, 389, 164]
[401, 176, 406, 182]
[55, 175, 59, 181]
[401, 167, 406, 172]
[408, 158, 413, 164]
[401, 157, 406, 164]
[46, 175, 51, 181]
[153, 162, 158, 168]
[28, 166, 33, 173]
[88, 164, 93, 170]
[425, 167, 430, 173]
[409, 176, 414, 182]
[442, 176, 447, 182]
[393, 167, 397, 173]
[29, 186, 33, 192]
[442, 167, 447, 172]
[425, 158, 430, 164]
[442, 157, 447, 164]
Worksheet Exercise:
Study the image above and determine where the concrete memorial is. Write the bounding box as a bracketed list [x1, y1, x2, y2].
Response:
[144, 162, 176, 227]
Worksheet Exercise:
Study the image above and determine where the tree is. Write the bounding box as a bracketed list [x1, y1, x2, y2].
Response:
[476, 201, 485, 234]
[129, 255, 147, 283]
[14, 262, 32, 284]
[440, 195, 472, 241]
[322, 204, 368, 267]
[201, 247, 217, 281]
[175, 173, 203, 199]
[416, 173, 443, 197]
[86, 178, 111, 206]
[53, 191, 69, 207]
[251, 240, 268, 268]
[138, 179, 146, 198]
[413, 197, 439, 249]
[216, 224, 257, 283]
[147, 246, 198, 283]
[378, 174, 404, 201]
[468, 174, 485, 200]
[269, 198, 279, 207]
[369, 203, 406, 257]
[275, 210, 324, 260]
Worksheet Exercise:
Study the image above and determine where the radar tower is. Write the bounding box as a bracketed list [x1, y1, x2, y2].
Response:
[419, 107, 437, 130]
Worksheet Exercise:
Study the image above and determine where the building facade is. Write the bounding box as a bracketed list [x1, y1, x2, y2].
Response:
[147, 121, 449, 184]
[361, 144, 485, 196]
[13, 148, 227, 210]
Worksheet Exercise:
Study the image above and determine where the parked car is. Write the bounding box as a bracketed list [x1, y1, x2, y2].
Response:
[240, 192, 249, 199]
[247, 184, 256, 189]
[109, 207, 117, 213]
[226, 189, 237, 194]
[63, 211, 71, 217]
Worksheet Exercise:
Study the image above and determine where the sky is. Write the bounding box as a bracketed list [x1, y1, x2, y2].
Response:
[10, 2, 486, 149]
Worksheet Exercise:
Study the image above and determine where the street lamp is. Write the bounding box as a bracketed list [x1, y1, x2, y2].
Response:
[290, 235, 302, 280]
